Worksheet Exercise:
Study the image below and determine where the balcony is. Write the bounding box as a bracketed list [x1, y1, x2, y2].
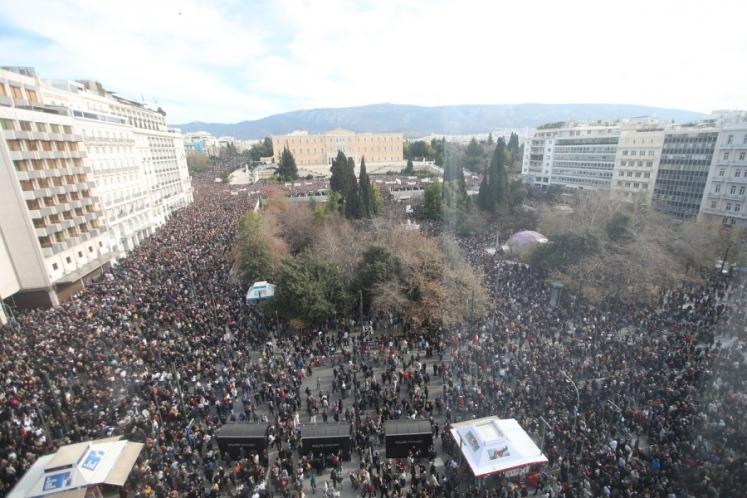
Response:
[4, 130, 31, 140]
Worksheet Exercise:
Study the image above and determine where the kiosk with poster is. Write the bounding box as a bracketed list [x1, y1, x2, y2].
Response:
[216, 424, 268, 459]
[449, 417, 547, 479]
[300, 424, 351, 461]
[385, 419, 433, 458]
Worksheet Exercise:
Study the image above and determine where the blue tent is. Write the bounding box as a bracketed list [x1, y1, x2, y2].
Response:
[245, 281, 276, 304]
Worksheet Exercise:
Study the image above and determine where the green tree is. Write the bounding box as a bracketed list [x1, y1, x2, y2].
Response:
[478, 138, 509, 212]
[487, 132, 494, 146]
[329, 151, 351, 194]
[273, 252, 348, 325]
[507, 179, 528, 213]
[423, 180, 443, 219]
[528, 231, 599, 276]
[371, 183, 383, 215]
[358, 157, 374, 218]
[236, 212, 273, 282]
[326, 190, 343, 214]
[344, 157, 362, 219]
[187, 154, 211, 176]
[507, 132, 519, 154]
[477, 176, 490, 211]
[464, 137, 485, 173]
[249, 137, 273, 161]
[277, 146, 298, 180]
[353, 245, 402, 315]
[403, 158, 414, 175]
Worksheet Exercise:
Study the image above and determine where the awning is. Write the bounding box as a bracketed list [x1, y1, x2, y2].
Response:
[104, 442, 143, 486]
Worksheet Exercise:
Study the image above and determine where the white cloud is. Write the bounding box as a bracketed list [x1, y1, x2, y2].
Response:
[1, 0, 745, 122]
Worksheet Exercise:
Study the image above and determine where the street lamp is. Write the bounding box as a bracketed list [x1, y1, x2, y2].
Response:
[560, 370, 579, 429]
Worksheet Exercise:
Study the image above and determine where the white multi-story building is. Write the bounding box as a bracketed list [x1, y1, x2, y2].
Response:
[610, 120, 665, 203]
[185, 131, 219, 156]
[699, 121, 747, 228]
[0, 67, 111, 308]
[522, 121, 621, 189]
[0, 66, 193, 309]
[41, 80, 155, 257]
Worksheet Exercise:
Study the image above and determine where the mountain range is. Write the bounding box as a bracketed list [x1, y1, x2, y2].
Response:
[172, 103, 706, 139]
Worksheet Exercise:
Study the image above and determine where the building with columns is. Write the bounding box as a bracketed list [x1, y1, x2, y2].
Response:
[272, 129, 404, 175]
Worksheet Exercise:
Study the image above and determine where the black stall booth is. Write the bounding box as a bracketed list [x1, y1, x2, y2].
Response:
[385, 419, 433, 458]
[300, 424, 351, 461]
[216, 424, 268, 459]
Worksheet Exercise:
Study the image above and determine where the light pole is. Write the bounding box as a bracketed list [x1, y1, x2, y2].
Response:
[560, 370, 579, 429]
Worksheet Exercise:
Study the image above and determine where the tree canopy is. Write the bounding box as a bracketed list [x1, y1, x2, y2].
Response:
[277, 146, 298, 180]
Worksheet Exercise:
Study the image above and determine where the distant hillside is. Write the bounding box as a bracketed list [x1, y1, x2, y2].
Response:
[173, 103, 705, 139]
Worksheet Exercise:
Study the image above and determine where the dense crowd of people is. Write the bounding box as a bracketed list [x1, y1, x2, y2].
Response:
[1, 178, 745, 498]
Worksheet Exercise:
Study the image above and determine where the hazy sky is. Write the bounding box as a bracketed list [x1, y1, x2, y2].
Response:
[1, 0, 745, 123]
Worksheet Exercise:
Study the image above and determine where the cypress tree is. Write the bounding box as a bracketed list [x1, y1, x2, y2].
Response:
[278, 146, 298, 180]
[488, 138, 509, 211]
[358, 157, 373, 218]
[329, 151, 348, 194]
[344, 156, 361, 219]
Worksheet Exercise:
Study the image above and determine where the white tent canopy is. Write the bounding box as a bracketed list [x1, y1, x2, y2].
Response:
[9, 436, 143, 498]
[450, 417, 547, 478]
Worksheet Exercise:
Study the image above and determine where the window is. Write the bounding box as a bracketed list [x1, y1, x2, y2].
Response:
[740, 152, 746, 161]
[646, 161, 653, 167]
[0, 84, 5, 97]
[648, 150, 655, 156]
[0, 119, 14, 130]
[644, 172, 650, 178]
[723, 152, 730, 161]
[622, 150, 628, 156]
[630, 150, 637, 156]
[20, 121, 32, 131]
[727, 135, 734, 144]
[88, 246, 94, 253]
[52, 263, 58, 271]
[711, 200, 717, 209]
[10, 85, 22, 98]
[77, 251, 83, 258]
[740, 186, 746, 195]
[26, 89, 38, 103]
[726, 203, 732, 211]
[715, 184, 721, 193]
[736, 204, 742, 213]
[719, 169, 725, 177]
[620, 160, 626, 166]
[65, 256, 72, 264]
[731, 186, 737, 195]
[736, 169, 742, 178]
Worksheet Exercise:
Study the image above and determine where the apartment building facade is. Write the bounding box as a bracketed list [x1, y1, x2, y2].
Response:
[0, 66, 193, 308]
[271, 129, 404, 174]
[698, 122, 747, 228]
[651, 126, 719, 218]
[521, 121, 620, 189]
[610, 123, 665, 203]
[109, 96, 193, 228]
[0, 68, 111, 307]
[41, 80, 155, 257]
